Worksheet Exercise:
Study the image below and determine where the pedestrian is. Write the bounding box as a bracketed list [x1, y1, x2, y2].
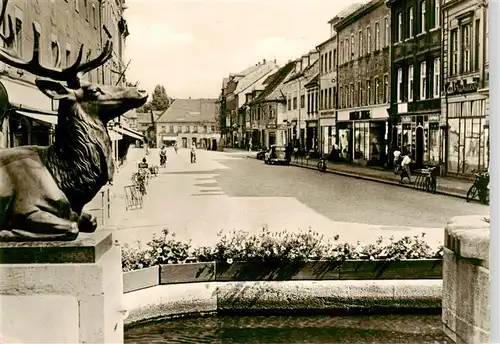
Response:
[160, 145, 167, 167]
[393, 147, 402, 175]
[400, 151, 412, 184]
[248, 139, 253, 152]
[190, 144, 197, 163]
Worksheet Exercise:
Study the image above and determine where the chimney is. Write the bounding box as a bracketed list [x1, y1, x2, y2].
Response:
[263, 59, 266, 63]
[274, 59, 276, 63]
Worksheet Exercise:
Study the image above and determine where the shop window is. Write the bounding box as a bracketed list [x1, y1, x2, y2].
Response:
[354, 122, 370, 160]
[447, 100, 486, 175]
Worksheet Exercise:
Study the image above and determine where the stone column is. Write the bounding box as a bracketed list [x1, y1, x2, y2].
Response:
[0, 232, 125, 344]
[442, 215, 490, 344]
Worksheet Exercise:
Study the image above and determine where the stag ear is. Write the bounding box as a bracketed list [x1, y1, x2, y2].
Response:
[35, 78, 70, 100]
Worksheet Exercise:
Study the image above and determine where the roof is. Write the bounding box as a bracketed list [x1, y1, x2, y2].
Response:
[234, 61, 279, 94]
[284, 59, 319, 84]
[156, 98, 218, 123]
[222, 77, 230, 89]
[136, 110, 165, 123]
[334, 0, 385, 30]
[251, 61, 296, 104]
[304, 73, 319, 88]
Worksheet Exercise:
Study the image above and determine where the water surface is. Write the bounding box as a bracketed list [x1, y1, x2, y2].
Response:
[125, 314, 451, 344]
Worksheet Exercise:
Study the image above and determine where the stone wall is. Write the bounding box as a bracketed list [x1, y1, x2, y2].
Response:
[442, 215, 490, 344]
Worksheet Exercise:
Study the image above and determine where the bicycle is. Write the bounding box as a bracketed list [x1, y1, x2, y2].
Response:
[466, 171, 489, 205]
[317, 157, 327, 172]
[414, 166, 438, 193]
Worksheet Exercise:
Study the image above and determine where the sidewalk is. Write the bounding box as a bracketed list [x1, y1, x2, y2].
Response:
[239, 148, 471, 199]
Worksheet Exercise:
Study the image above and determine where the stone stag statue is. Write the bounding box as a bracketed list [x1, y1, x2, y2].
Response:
[0, 0, 148, 241]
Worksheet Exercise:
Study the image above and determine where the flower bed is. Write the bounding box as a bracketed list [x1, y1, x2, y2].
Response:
[121, 228, 443, 292]
[122, 227, 442, 270]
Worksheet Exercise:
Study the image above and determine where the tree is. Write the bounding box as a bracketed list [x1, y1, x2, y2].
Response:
[150, 85, 170, 111]
[136, 84, 171, 113]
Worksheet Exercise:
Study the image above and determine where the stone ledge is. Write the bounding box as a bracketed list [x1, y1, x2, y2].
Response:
[0, 231, 113, 264]
[445, 215, 490, 262]
[123, 279, 442, 326]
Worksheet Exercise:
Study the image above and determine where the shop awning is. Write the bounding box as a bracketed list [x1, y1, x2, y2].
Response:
[113, 126, 144, 141]
[1, 78, 56, 114]
[17, 110, 58, 125]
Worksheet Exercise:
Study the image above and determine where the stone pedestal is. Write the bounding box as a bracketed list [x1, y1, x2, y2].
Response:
[0, 231, 124, 344]
[443, 215, 490, 344]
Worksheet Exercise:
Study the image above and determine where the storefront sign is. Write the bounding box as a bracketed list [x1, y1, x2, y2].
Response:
[446, 80, 479, 95]
[397, 103, 408, 114]
[401, 116, 412, 123]
[349, 110, 370, 121]
[428, 114, 440, 122]
[306, 121, 317, 128]
[267, 124, 277, 129]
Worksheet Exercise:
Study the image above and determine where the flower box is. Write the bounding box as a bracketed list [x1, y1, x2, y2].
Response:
[214, 259, 442, 282]
[123, 266, 160, 293]
[338, 259, 442, 280]
[160, 262, 215, 284]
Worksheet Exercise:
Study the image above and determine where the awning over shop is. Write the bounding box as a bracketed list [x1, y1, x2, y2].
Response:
[1, 78, 56, 114]
[16, 110, 58, 125]
[113, 126, 144, 141]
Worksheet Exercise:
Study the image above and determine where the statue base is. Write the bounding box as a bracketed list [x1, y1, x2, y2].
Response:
[0, 231, 124, 344]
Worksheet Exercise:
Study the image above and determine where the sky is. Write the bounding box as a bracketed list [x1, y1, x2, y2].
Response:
[124, 0, 363, 99]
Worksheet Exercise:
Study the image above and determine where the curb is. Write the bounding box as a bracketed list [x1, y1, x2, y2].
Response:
[123, 279, 442, 326]
[245, 155, 467, 200]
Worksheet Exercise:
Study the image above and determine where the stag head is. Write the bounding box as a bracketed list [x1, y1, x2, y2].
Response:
[0, 0, 148, 123]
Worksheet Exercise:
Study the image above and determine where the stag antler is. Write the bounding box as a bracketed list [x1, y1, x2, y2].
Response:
[0, 0, 113, 88]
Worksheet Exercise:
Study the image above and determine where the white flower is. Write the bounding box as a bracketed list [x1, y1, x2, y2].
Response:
[144, 253, 151, 260]
[226, 258, 233, 264]
[156, 248, 163, 254]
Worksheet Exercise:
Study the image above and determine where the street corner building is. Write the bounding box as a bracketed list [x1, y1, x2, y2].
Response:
[334, 0, 392, 167]
[0, 0, 139, 156]
[155, 98, 220, 150]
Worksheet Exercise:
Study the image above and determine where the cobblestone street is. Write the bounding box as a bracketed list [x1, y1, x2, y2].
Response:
[109, 148, 488, 249]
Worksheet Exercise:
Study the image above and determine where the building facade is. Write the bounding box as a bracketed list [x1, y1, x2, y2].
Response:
[387, 0, 442, 169]
[156, 99, 220, 149]
[335, 0, 391, 166]
[281, 53, 319, 150]
[442, 0, 489, 176]
[0, 0, 135, 152]
[246, 62, 295, 149]
[303, 69, 319, 152]
[317, 31, 337, 155]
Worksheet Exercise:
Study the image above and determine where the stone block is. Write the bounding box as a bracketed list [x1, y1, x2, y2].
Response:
[0, 295, 79, 343]
[442, 215, 490, 344]
[0, 233, 125, 344]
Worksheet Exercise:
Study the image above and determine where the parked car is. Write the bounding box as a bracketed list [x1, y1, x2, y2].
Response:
[264, 145, 289, 165]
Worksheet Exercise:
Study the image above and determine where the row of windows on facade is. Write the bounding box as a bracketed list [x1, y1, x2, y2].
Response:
[339, 17, 390, 65]
[338, 74, 390, 109]
[395, 0, 440, 42]
[397, 58, 440, 103]
[449, 19, 482, 76]
[161, 125, 216, 134]
[3, 7, 116, 85]
[250, 105, 276, 122]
